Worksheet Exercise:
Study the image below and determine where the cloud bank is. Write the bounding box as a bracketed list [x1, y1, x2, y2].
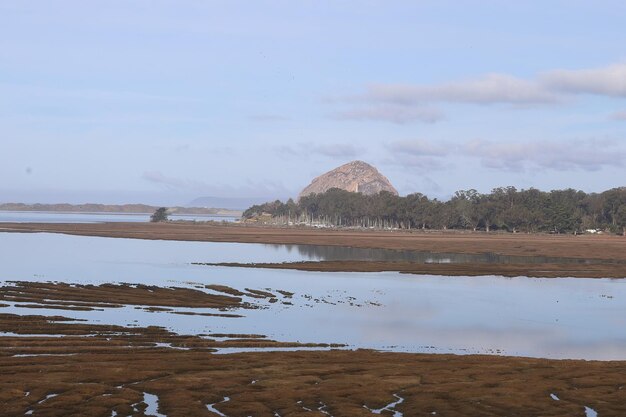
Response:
[542, 64, 626, 97]
[387, 138, 625, 172]
[363, 73, 560, 105]
[332, 63, 626, 124]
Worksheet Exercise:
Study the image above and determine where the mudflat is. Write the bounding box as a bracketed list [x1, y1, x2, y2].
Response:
[1, 312, 625, 417]
[0, 281, 295, 312]
[0, 281, 259, 311]
[204, 260, 626, 278]
[2, 222, 626, 260]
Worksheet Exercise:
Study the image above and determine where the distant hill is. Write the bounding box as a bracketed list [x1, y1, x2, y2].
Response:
[299, 160, 398, 199]
[188, 196, 272, 211]
[0, 203, 241, 217]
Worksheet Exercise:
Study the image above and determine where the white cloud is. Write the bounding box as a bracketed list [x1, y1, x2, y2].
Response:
[332, 104, 443, 124]
[387, 138, 625, 172]
[364, 73, 559, 105]
[463, 138, 625, 172]
[331, 63, 626, 125]
[331, 73, 559, 125]
[541, 64, 626, 97]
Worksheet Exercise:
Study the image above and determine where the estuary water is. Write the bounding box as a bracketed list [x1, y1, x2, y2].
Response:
[0, 210, 238, 223]
[1, 232, 625, 360]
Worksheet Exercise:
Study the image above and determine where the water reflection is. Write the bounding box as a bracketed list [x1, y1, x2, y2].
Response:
[265, 243, 621, 264]
[2, 232, 626, 360]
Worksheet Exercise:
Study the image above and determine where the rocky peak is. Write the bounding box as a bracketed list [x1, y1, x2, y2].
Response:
[299, 160, 398, 199]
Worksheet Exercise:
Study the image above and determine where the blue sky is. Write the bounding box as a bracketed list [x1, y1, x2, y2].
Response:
[2, 1, 626, 206]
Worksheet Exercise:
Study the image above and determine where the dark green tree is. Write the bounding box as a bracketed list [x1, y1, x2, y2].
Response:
[150, 207, 169, 222]
[242, 185, 626, 233]
[616, 205, 626, 236]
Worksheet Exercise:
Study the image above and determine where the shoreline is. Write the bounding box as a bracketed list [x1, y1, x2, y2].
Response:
[1, 222, 625, 258]
[1, 222, 625, 279]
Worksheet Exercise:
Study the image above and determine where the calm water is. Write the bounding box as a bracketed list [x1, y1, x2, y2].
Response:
[263, 243, 621, 264]
[0, 210, 238, 223]
[1, 232, 625, 360]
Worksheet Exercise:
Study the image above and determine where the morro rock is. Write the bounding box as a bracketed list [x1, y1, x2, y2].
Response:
[299, 161, 398, 199]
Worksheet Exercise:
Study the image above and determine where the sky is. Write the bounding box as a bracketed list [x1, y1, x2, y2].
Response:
[2, 1, 626, 207]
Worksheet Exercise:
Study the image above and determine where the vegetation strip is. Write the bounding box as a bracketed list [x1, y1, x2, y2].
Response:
[244, 187, 626, 235]
[202, 260, 626, 278]
[0, 282, 265, 311]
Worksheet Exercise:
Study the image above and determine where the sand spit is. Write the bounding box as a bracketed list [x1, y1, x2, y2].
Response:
[2, 222, 626, 261]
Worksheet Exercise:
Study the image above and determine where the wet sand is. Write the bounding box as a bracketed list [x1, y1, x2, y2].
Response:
[2, 312, 626, 416]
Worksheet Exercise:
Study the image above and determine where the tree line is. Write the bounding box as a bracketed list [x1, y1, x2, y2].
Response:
[242, 186, 626, 235]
